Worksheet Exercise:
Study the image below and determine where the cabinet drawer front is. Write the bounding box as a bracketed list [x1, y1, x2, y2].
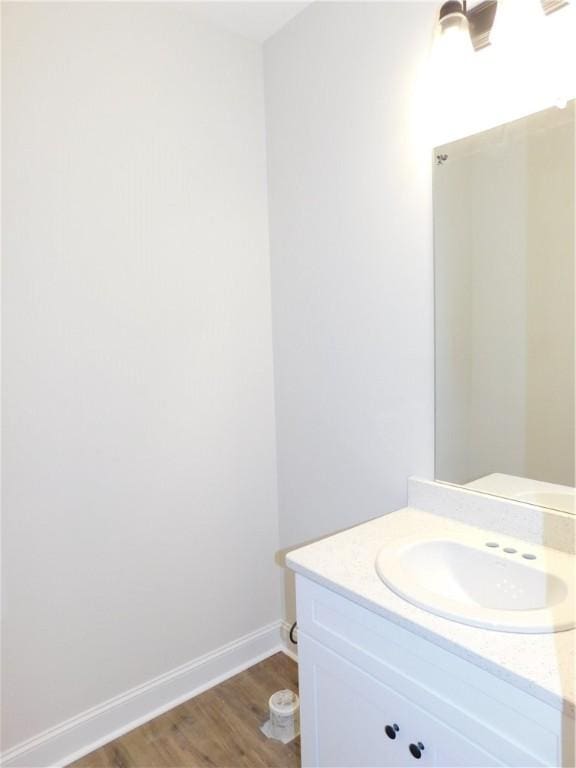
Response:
[296, 576, 561, 767]
[299, 634, 504, 768]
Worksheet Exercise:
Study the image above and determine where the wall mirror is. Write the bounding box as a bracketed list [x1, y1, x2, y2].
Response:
[434, 100, 575, 514]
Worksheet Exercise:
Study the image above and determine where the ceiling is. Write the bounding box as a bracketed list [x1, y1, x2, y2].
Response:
[192, 2, 312, 43]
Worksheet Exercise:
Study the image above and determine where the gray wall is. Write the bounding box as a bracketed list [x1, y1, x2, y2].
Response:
[2, 2, 279, 749]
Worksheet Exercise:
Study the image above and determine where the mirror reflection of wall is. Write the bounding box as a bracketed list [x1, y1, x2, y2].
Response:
[434, 101, 575, 514]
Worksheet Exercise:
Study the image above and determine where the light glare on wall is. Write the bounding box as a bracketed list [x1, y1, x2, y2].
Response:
[545, 0, 576, 107]
[489, 0, 545, 50]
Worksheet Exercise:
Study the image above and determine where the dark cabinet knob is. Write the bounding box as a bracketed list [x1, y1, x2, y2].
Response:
[409, 742, 425, 759]
[385, 724, 399, 740]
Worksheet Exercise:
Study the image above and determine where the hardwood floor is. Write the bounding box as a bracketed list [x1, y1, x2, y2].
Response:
[71, 653, 300, 768]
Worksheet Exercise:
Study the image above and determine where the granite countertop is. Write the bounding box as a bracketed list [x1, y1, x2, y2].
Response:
[286, 507, 575, 715]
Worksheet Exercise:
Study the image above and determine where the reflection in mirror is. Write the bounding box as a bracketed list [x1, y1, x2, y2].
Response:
[434, 101, 575, 515]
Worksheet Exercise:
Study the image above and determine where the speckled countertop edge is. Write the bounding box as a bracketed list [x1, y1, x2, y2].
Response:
[287, 507, 575, 717]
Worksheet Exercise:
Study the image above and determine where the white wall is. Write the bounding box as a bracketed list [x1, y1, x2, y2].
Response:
[264, 2, 436, 555]
[2, 2, 280, 752]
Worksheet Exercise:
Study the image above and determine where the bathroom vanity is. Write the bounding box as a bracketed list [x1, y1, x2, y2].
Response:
[287, 481, 575, 768]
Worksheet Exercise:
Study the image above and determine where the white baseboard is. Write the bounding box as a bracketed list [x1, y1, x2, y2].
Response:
[1, 620, 291, 768]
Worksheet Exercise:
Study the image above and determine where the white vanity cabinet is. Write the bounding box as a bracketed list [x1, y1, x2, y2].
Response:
[295, 576, 569, 768]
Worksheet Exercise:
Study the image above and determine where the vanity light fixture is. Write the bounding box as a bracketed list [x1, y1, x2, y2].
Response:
[435, 0, 569, 52]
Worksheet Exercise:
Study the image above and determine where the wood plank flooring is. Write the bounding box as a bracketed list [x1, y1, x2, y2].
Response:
[71, 653, 300, 768]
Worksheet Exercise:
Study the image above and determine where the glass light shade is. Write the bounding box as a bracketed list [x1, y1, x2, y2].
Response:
[429, 8, 476, 143]
[437, 7, 473, 45]
[432, 9, 475, 83]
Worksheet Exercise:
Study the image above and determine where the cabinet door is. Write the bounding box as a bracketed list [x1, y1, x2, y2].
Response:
[299, 633, 503, 768]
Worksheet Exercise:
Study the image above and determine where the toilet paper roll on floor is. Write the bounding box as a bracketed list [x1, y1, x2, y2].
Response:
[260, 689, 300, 744]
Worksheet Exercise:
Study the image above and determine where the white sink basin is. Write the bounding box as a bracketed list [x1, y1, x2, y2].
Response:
[375, 533, 575, 633]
